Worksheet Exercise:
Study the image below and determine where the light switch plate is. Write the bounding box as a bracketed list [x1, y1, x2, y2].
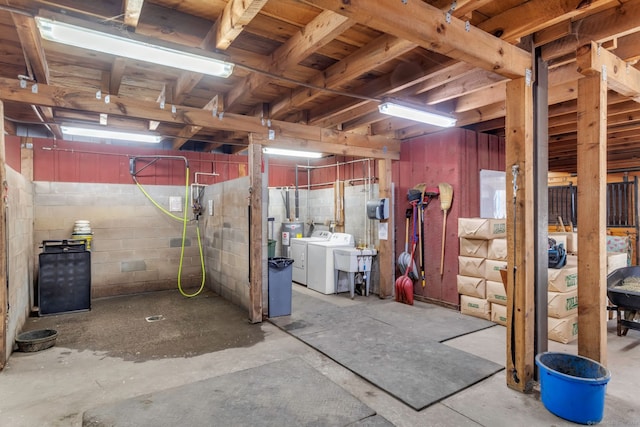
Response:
[208, 199, 214, 216]
[169, 196, 182, 212]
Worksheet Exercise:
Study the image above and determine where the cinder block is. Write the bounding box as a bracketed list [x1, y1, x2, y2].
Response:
[121, 260, 147, 272]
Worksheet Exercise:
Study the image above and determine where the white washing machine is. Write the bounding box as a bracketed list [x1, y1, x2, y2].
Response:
[290, 230, 332, 286]
[307, 233, 355, 294]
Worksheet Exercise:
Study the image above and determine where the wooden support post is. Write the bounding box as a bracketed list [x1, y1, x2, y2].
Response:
[505, 76, 536, 392]
[248, 143, 263, 323]
[576, 74, 608, 364]
[0, 101, 7, 369]
[377, 158, 393, 298]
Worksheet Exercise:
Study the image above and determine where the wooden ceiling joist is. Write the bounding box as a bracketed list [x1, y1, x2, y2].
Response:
[124, 0, 145, 28]
[0, 77, 399, 159]
[303, 0, 531, 79]
[576, 41, 640, 100]
[215, 0, 269, 50]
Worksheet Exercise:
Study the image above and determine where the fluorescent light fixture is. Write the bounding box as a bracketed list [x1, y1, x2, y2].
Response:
[263, 147, 323, 158]
[61, 125, 162, 143]
[35, 16, 234, 78]
[378, 100, 457, 127]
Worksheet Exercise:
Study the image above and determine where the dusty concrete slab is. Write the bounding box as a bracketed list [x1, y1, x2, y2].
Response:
[22, 289, 264, 361]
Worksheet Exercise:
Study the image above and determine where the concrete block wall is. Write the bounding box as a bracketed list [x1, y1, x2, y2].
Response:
[5, 166, 34, 354]
[33, 182, 203, 298]
[201, 177, 251, 312]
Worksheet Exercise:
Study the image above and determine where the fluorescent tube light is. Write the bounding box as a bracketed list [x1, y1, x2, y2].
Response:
[263, 147, 323, 158]
[61, 126, 162, 143]
[378, 101, 457, 127]
[35, 16, 234, 78]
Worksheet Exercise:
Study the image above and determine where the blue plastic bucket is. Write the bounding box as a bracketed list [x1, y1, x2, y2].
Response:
[535, 352, 611, 425]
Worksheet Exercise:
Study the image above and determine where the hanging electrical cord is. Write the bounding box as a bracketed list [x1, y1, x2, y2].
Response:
[130, 158, 206, 297]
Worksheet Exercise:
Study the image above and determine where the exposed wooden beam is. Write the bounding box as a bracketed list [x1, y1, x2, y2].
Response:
[429, 0, 495, 17]
[576, 41, 640, 100]
[0, 100, 7, 369]
[12, 14, 49, 84]
[505, 76, 535, 393]
[109, 58, 126, 96]
[248, 143, 263, 323]
[271, 34, 415, 118]
[541, 0, 640, 61]
[215, 0, 269, 50]
[172, 96, 221, 150]
[173, 71, 203, 105]
[303, 0, 531, 79]
[124, 0, 145, 28]
[424, 69, 506, 105]
[576, 73, 608, 364]
[248, 131, 394, 159]
[0, 77, 400, 159]
[377, 158, 393, 299]
[477, 0, 616, 43]
[227, 10, 353, 110]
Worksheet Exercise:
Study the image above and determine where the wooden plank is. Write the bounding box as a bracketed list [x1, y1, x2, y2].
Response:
[576, 41, 640, 100]
[0, 101, 6, 369]
[505, 77, 535, 392]
[227, 10, 353, 110]
[124, 0, 145, 28]
[249, 132, 398, 160]
[477, 0, 616, 43]
[215, 0, 269, 50]
[172, 96, 220, 149]
[0, 77, 400, 158]
[377, 158, 393, 299]
[303, 0, 531, 79]
[576, 73, 608, 364]
[109, 58, 126, 96]
[541, 0, 640, 61]
[248, 143, 263, 323]
[271, 34, 416, 118]
[11, 14, 49, 83]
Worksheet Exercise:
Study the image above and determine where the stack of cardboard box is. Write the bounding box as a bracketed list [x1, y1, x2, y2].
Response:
[457, 223, 627, 344]
[457, 218, 506, 321]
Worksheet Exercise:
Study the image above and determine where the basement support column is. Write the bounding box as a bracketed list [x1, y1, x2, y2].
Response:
[576, 74, 608, 364]
[505, 75, 535, 392]
[533, 47, 549, 362]
[377, 158, 393, 298]
[248, 143, 264, 323]
[0, 101, 6, 369]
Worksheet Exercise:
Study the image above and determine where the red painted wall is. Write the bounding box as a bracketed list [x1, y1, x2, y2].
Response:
[5, 135, 21, 172]
[394, 128, 505, 306]
[31, 138, 248, 184]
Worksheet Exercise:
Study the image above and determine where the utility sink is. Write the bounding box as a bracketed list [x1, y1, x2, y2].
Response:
[334, 248, 377, 299]
[334, 248, 377, 272]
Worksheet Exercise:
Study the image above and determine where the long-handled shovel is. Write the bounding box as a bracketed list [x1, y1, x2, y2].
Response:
[438, 182, 453, 276]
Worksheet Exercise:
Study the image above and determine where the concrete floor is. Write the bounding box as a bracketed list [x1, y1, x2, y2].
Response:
[1, 287, 639, 426]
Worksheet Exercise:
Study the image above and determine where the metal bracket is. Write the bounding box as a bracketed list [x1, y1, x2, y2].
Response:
[597, 43, 602, 56]
[401, 0, 407, 4]
[525, 68, 532, 87]
[19, 79, 27, 89]
[512, 164, 520, 197]
[171, 105, 177, 114]
[104, 94, 110, 104]
[465, 21, 470, 32]
[268, 129, 275, 140]
[450, 1, 457, 11]
[218, 112, 224, 120]
[160, 100, 165, 110]
[602, 64, 607, 82]
[95, 90, 102, 100]
[31, 84, 38, 94]
[445, 12, 452, 24]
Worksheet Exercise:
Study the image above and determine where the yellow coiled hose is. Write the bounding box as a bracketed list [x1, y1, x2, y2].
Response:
[134, 167, 206, 297]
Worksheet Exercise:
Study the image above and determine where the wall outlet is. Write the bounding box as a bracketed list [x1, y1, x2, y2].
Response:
[169, 196, 182, 212]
